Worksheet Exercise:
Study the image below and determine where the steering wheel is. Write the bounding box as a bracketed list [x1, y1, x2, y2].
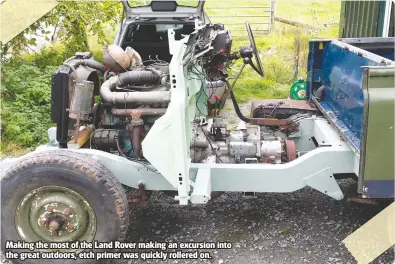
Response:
[245, 22, 264, 76]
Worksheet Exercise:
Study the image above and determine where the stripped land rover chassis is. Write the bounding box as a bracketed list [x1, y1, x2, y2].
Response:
[2, 11, 394, 264]
[3, 22, 361, 205]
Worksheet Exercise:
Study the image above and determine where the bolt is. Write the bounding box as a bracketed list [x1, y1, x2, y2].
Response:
[48, 220, 60, 232]
[46, 205, 54, 212]
[66, 224, 75, 232]
[64, 208, 72, 216]
[39, 218, 48, 226]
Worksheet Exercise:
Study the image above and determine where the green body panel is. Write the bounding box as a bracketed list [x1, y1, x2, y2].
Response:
[361, 67, 395, 182]
[339, 1, 394, 38]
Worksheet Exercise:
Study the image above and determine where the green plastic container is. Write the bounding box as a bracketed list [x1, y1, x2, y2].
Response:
[289, 79, 307, 100]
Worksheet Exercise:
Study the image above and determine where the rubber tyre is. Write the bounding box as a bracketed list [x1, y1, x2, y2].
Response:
[1, 150, 129, 264]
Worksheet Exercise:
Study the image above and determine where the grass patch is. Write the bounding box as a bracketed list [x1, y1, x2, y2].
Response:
[222, 0, 341, 101]
[276, 0, 341, 27]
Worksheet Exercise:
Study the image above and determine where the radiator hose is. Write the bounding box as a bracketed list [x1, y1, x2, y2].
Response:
[63, 59, 107, 73]
[80, 60, 107, 73]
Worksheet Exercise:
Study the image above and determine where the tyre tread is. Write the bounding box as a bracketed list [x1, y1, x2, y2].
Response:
[2, 150, 129, 242]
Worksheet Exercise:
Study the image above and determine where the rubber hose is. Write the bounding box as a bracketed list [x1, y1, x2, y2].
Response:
[104, 71, 116, 80]
[80, 60, 107, 73]
[147, 67, 162, 77]
[225, 79, 250, 123]
[63, 62, 78, 80]
[226, 79, 292, 127]
[229, 89, 250, 124]
[104, 69, 110, 81]
[314, 85, 326, 101]
[118, 71, 161, 86]
[68, 59, 107, 73]
[63, 62, 77, 73]
[64, 56, 76, 64]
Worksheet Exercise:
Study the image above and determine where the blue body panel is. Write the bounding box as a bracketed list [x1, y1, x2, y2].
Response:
[307, 38, 395, 199]
[363, 180, 395, 198]
[307, 38, 394, 154]
[321, 43, 377, 141]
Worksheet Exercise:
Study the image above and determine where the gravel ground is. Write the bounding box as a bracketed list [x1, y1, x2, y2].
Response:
[122, 182, 394, 264]
[118, 100, 394, 264]
[2, 101, 394, 264]
[218, 100, 252, 127]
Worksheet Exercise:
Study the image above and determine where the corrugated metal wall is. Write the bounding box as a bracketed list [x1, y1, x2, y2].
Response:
[339, 0, 394, 38]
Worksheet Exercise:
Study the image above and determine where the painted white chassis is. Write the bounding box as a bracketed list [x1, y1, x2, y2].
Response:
[1, 27, 359, 205]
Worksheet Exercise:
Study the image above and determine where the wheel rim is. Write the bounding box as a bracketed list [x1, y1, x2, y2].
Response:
[15, 186, 96, 246]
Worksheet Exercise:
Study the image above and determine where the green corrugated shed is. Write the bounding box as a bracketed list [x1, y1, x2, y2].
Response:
[339, 0, 394, 38]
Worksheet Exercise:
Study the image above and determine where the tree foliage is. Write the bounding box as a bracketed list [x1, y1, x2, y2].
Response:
[2, 1, 124, 60]
[1, 1, 126, 154]
[1, 59, 58, 152]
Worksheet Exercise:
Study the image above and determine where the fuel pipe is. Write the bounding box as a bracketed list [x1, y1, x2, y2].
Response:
[224, 79, 293, 127]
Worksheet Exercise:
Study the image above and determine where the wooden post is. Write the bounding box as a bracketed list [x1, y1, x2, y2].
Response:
[270, 0, 277, 31]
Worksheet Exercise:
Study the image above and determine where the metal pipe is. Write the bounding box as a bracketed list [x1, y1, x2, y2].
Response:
[100, 75, 170, 104]
[207, 80, 226, 88]
[129, 111, 144, 160]
[111, 108, 167, 116]
[118, 71, 161, 86]
[105, 90, 170, 104]
[132, 125, 142, 159]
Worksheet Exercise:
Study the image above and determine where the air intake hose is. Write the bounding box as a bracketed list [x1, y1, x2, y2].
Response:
[79, 60, 107, 73]
[64, 59, 107, 73]
[118, 71, 161, 86]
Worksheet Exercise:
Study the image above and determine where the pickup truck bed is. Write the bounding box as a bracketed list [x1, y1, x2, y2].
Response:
[307, 37, 395, 198]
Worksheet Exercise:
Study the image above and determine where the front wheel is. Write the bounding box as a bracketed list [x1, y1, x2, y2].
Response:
[1, 151, 129, 264]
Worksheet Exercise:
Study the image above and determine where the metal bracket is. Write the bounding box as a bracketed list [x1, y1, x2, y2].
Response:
[190, 168, 211, 204]
[303, 168, 344, 200]
[243, 192, 257, 198]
